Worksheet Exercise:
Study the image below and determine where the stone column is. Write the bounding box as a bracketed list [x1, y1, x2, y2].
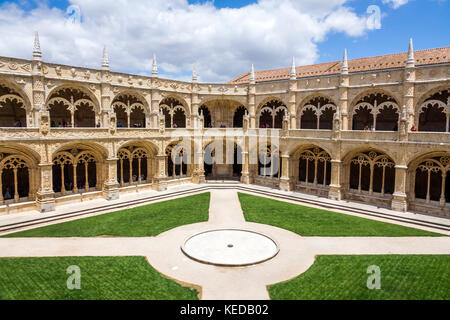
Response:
[151, 88, 160, 128]
[328, 159, 343, 200]
[403, 70, 415, 128]
[36, 163, 55, 212]
[279, 154, 292, 191]
[391, 164, 408, 212]
[153, 154, 168, 191]
[338, 75, 349, 130]
[240, 151, 250, 184]
[288, 80, 297, 129]
[102, 158, 119, 200]
[248, 83, 256, 128]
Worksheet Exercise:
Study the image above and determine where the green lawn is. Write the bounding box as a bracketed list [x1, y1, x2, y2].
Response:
[0, 256, 199, 300]
[238, 193, 442, 236]
[3, 192, 210, 237]
[269, 255, 450, 300]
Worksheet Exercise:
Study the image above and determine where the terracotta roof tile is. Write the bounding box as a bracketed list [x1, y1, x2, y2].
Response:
[228, 46, 450, 84]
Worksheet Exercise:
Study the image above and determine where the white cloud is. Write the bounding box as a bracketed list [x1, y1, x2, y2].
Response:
[0, 0, 378, 82]
[382, 0, 409, 9]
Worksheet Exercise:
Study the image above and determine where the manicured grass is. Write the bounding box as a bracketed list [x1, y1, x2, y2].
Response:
[3, 192, 210, 237]
[0, 256, 199, 300]
[238, 193, 442, 236]
[269, 255, 450, 300]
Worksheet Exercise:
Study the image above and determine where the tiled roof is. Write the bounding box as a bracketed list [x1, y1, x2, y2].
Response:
[228, 46, 450, 84]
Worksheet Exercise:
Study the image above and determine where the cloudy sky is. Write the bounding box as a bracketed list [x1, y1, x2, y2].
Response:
[0, 0, 448, 82]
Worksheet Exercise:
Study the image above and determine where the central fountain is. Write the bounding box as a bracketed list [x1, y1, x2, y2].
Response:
[181, 229, 279, 266]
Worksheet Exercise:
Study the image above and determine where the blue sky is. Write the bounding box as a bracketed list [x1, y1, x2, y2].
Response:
[0, 0, 448, 81]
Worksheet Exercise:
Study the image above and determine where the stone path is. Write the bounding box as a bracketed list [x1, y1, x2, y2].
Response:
[0, 189, 449, 300]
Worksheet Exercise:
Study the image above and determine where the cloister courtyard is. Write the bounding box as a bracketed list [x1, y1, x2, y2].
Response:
[0, 30, 449, 301]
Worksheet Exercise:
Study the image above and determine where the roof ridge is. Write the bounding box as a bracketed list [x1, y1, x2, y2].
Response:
[228, 46, 450, 84]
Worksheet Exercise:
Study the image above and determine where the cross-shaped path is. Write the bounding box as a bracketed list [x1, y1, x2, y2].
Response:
[0, 189, 449, 299]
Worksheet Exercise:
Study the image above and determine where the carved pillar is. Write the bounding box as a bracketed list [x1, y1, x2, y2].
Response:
[288, 79, 297, 129]
[191, 88, 199, 129]
[248, 83, 256, 128]
[102, 158, 119, 200]
[339, 74, 349, 130]
[36, 163, 55, 212]
[31, 60, 45, 128]
[403, 66, 416, 127]
[328, 159, 343, 200]
[153, 153, 168, 191]
[151, 88, 160, 129]
[101, 70, 112, 128]
[391, 164, 408, 212]
[279, 154, 292, 191]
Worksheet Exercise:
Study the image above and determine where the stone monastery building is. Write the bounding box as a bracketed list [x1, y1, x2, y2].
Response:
[0, 33, 449, 217]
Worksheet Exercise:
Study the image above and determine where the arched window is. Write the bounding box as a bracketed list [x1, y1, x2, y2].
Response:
[166, 143, 187, 178]
[418, 89, 449, 132]
[160, 97, 187, 128]
[0, 155, 30, 203]
[233, 106, 247, 128]
[352, 92, 398, 131]
[48, 88, 98, 128]
[349, 150, 395, 195]
[414, 156, 450, 204]
[0, 84, 27, 127]
[117, 147, 149, 186]
[258, 145, 281, 178]
[112, 94, 147, 128]
[52, 149, 98, 196]
[299, 97, 336, 130]
[298, 147, 331, 187]
[258, 100, 287, 129]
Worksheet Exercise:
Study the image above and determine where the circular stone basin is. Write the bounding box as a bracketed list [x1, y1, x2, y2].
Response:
[181, 229, 279, 266]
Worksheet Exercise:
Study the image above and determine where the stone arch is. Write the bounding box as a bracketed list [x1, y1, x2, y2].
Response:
[407, 151, 450, 208]
[51, 142, 106, 196]
[112, 91, 149, 128]
[159, 97, 188, 128]
[257, 97, 287, 129]
[46, 85, 100, 128]
[0, 78, 32, 110]
[0, 81, 29, 127]
[350, 89, 399, 131]
[0, 145, 39, 204]
[292, 145, 332, 191]
[343, 148, 396, 198]
[415, 87, 449, 132]
[297, 95, 337, 130]
[165, 141, 188, 178]
[116, 143, 156, 186]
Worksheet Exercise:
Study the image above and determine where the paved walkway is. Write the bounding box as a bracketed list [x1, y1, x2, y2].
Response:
[0, 189, 449, 300]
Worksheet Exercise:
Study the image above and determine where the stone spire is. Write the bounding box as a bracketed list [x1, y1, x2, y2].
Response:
[406, 38, 415, 68]
[33, 31, 42, 61]
[192, 64, 197, 82]
[249, 64, 255, 84]
[290, 56, 296, 80]
[101, 46, 109, 71]
[341, 49, 348, 75]
[152, 54, 158, 77]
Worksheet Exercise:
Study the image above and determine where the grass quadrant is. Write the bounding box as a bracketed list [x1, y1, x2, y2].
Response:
[0, 256, 199, 300]
[269, 255, 450, 300]
[238, 193, 442, 236]
[3, 192, 210, 237]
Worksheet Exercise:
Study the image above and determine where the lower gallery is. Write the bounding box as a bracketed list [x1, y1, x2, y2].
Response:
[0, 36, 449, 218]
